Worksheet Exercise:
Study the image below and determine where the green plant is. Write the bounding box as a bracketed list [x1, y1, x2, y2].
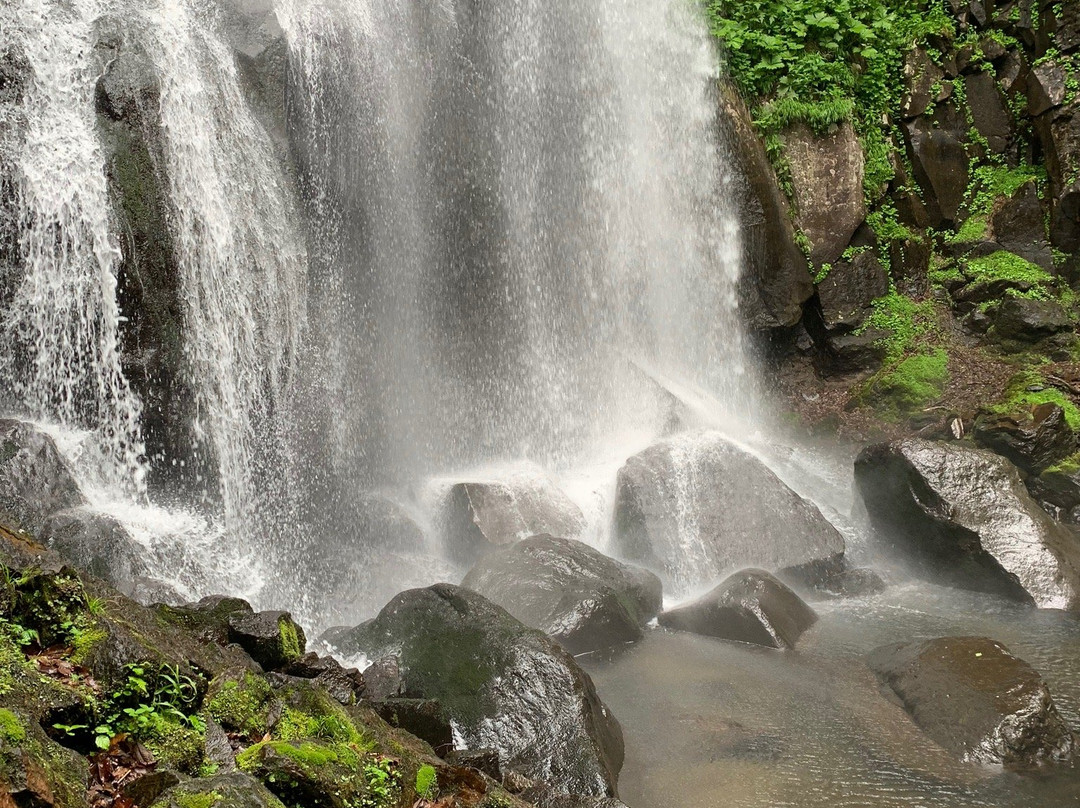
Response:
[94, 663, 205, 750]
[415, 763, 438, 799]
[362, 756, 402, 808]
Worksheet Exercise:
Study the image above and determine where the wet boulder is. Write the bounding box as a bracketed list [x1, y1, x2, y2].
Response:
[94, 49, 159, 122]
[441, 474, 586, 564]
[869, 637, 1076, 767]
[331, 584, 624, 798]
[972, 403, 1076, 475]
[38, 507, 150, 598]
[816, 251, 889, 333]
[0, 419, 85, 535]
[461, 534, 663, 654]
[855, 439, 1080, 608]
[227, 610, 307, 671]
[613, 432, 846, 596]
[152, 772, 286, 808]
[658, 569, 817, 649]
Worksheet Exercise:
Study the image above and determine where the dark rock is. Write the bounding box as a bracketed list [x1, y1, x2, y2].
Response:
[973, 403, 1076, 474]
[227, 610, 307, 671]
[281, 652, 365, 704]
[461, 535, 662, 654]
[1051, 178, 1080, 252]
[718, 80, 812, 330]
[95, 50, 159, 122]
[613, 432, 846, 596]
[1041, 1, 1080, 53]
[1033, 460, 1080, 511]
[869, 636, 1076, 766]
[821, 328, 889, 374]
[0, 419, 85, 535]
[785, 122, 867, 267]
[203, 716, 237, 773]
[805, 566, 889, 598]
[997, 48, 1027, 95]
[370, 698, 453, 756]
[445, 748, 502, 781]
[817, 252, 889, 332]
[155, 595, 255, 645]
[38, 508, 149, 597]
[359, 654, 405, 701]
[993, 297, 1072, 342]
[989, 180, 1052, 269]
[855, 439, 1080, 608]
[889, 236, 932, 298]
[155, 771, 303, 808]
[964, 72, 1012, 154]
[658, 570, 817, 649]
[332, 584, 624, 797]
[442, 476, 585, 564]
[901, 49, 946, 119]
[903, 102, 970, 226]
[119, 771, 180, 807]
[1028, 60, 1067, 116]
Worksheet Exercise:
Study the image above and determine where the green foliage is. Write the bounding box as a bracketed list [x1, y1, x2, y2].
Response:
[859, 290, 938, 361]
[278, 617, 303, 663]
[965, 251, 1054, 290]
[1044, 452, 1080, 476]
[174, 793, 222, 808]
[362, 756, 402, 808]
[276, 705, 361, 745]
[0, 709, 25, 745]
[861, 349, 949, 417]
[415, 764, 438, 800]
[95, 663, 205, 759]
[988, 372, 1080, 430]
[206, 672, 272, 739]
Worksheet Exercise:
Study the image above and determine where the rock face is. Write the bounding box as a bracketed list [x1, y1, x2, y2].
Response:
[0, 419, 85, 535]
[990, 181, 1052, 269]
[658, 569, 817, 649]
[869, 637, 1076, 767]
[331, 584, 624, 798]
[785, 122, 867, 267]
[461, 535, 663, 654]
[992, 297, 1073, 343]
[441, 475, 586, 564]
[227, 610, 307, 671]
[816, 251, 889, 332]
[38, 507, 149, 597]
[903, 102, 969, 226]
[972, 403, 1076, 475]
[613, 432, 846, 596]
[854, 439, 1080, 608]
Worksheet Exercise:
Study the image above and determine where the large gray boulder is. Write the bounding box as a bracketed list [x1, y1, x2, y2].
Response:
[613, 432, 846, 596]
[329, 584, 623, 798]
[462, 535, 662, 654]
[869, 637, 1076, 767]
[440, 474, 586, 564]
[39, 507, 149, 597]
[854, 439, 1080, 608]
[0, 419, 85, 534]
[658, 569, 817, 649]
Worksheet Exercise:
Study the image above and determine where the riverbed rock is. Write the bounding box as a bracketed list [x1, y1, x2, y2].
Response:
[613, 432, 846, 596]
[784, 121, 867, 267]
[441, 474, 586, 564]
[973, 403, 1076, 474]
[869, 636, 1076, 767]
[331, 584, 624, 797]
[0, 419, 85, 535]
[854, 439, 1080, 607]
[462, 535, 662, 654]
[658, 569, 817, 649]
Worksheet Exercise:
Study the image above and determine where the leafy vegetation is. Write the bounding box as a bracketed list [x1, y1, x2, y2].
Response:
[858, 290, 939, 362]
[987, 372, 1080, 431]
[859, 348, 949, 418]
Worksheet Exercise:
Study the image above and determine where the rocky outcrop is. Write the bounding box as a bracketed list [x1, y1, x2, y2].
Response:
[227, 609, 307, 671]
[972, 403, 1076, 475]
[903, 101, 969, 227]
[613, 432, 845, 595]
[816, 251, 889, 333]
[785, 122, 867, 267]
[0, 419, 85, 535]
[854, 439, 1080, 608]
[869, 637, 1076, 767]
[462, 535, 662, 654]
[38, 508, 150, 598]
[329, 584, 624, 798]
[440, 475, 586, 564]
[657, 569, 817, 649]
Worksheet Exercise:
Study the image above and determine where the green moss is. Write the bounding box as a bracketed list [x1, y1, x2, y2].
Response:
[143, 715, 205, 773]
[236, 739, 362, 773]
[275, 704, 362, 745]
[949, 214, 988, 244]
[1044, 452, 1080, 476]
[0, 709, 25, 745]
[415, 764, 437, 799]
[862, 349, 949, 417]
[173, 792, 222, 808]
[206, 672, 273, 739]
[858, 291, 939, 361]
[69, 626, 107, 666]
[987, 372, 1080, 430]
[966, 251, 1054, 287]
[278, 617, 303, 663]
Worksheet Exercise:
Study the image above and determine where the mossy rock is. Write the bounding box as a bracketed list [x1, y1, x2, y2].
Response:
[151, 771, 288, 808]
[0, 705, 87, 808]
[857, 349, 949, 419]
[236, 739, 383, 808]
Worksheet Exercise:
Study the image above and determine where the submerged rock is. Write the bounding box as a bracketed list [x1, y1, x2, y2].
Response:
[331, 584, 624, 798]
[613, 432, 845, 596]
[441, 475, 586, 564]
[854, 439, 1080, 608]
[0, 419, 85, 535]
[462, 534, 662, 654]
[657, 569, 817, 649]
[869, 637, 1076, 767]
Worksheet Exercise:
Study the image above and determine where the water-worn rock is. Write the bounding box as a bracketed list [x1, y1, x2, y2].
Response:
[332, 584, 624, 797]
[441, 475, 586, 564]
[816, 251, 889, 332]
[784, 122, 867, 267]
[0, 419, 85, 535]
[855, 439, 1080, 607]
[281, 651, 366, 704]
[227, 610, 307, 671]
[613, 432, 846, 596]
[658, 570, 817, 649]
[462, 535, 662, 654]
[38, 507, 149, 597]
[973, 403, 1076, 475]
[718, 80, 812, 330]
[869, 637, 1076, 767]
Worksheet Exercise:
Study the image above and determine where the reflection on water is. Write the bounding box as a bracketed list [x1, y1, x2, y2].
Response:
[580, 582, 1080, 807]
